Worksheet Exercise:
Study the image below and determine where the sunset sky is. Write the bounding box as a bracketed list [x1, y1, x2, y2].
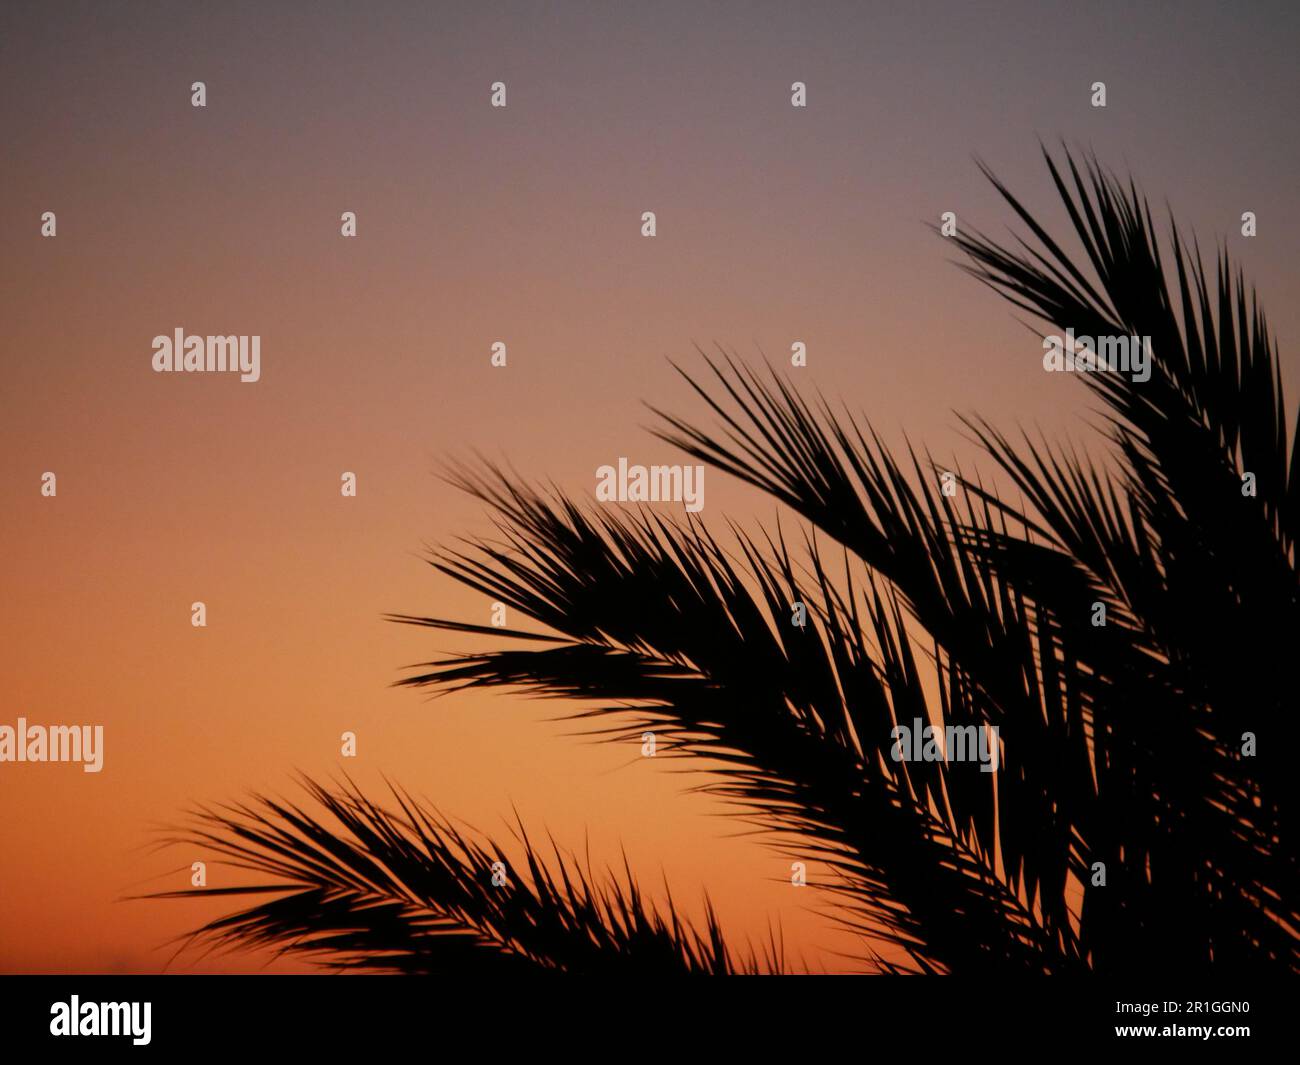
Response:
[2, 0, 1297, 973]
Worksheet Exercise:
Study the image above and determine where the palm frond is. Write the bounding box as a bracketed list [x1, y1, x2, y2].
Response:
[146, 775, 762, 974]
[394, 465, 1072, 972]
[951, 146, 1298, 969]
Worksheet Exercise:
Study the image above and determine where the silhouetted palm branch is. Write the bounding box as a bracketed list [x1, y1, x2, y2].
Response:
[392, 465, 1059, 971]
[147, 775, 763, 974]
[156, 147, 1298, 974]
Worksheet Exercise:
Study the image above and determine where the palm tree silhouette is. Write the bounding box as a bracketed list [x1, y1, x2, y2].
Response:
[152, 149, 1298, 974]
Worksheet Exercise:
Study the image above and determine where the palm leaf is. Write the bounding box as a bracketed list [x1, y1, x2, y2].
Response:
[394, 465, 1072, 971]
[146, 775, 762, 974]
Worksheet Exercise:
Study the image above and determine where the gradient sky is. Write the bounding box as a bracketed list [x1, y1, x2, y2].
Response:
[1, 0, 1297, 973]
